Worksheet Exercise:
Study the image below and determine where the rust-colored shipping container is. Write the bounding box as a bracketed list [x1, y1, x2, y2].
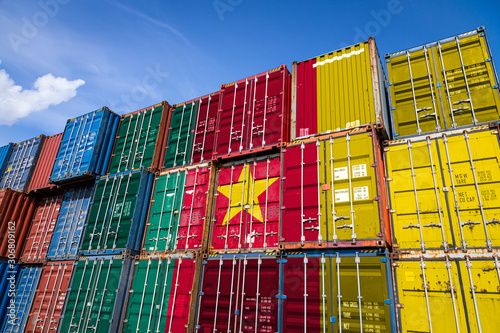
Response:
[0, 188, 37, 259]
[28, 133, 63, 196]
[191, 91, 221, 165]
[25, 261, 75, 333]
[20, 195, 62, 263]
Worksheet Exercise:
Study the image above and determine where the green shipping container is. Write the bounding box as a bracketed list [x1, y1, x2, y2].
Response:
[162, 100, 198, 169]
[59, 256, 133, 333]
[107, 102, 171, 174]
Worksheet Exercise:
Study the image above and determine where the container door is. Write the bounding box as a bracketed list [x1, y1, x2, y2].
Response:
[394, 258, 467, 333]
[144, 170, 186, 252]
[164, 102, 198, 169]
[191, 94, 220, 164]
[177, 167, 209, 251]
[281, 143, 321, 244]
[438, 130, 500, 250]
[459, 257, 500, 333]
[165, 258, 196, 332]
[294, 59, 318, 138]
[0, 137, 41, 192]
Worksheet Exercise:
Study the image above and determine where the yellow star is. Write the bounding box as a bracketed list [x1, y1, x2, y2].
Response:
[218, 165, 279, 225]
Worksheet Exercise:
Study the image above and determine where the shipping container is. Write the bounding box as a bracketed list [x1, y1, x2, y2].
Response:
[281, 126, 391, 250]
[213, 65, 291, 159]
[143, 163, 213, 254]
[25, 261, 74, 333]
[1, 266, 42, 333]
[59, 255, 133, 333]
[386, 27, 500, 139]
[191, 91, 221, 165]
[393, 252, 500, 333]
[281, 249, 395, 333]
[46, 186, 93, 261]
[0, 188, 37, 259]
[121, 253, 199, 333]
[20, 195, 63, 263]
[194, 252, 281, 332]
[108, 101, 171, 174]
[81, 168, 154, 256]
[0, 143, 13, 183]
[162, 100, 198, 170]
[0, 135, 45, 193]
[0, 261, 20, 330]
[209, 155, 281, 252]
[292, 38, 390, 139]
[49, 107, 119, 185]
[385, 124, 500, 252]
[27, 133, 62, 196]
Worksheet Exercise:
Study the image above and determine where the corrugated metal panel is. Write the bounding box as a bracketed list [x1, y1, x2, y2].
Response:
[143, 164, 210, 253]
[0, 262, 20, 329]
[27, 133, 62, 195]
[194, 252, 280, 332]
[46, 186, 94, 260]
[1, 266, 42, 333]
[385, 124, 500, 252]
[163, 100, 198, 169]
[0, 189, 37, 259]
[214, 65, 291, 159]
[58, 255, 133, 333]
[25, 261, 74, 333]
[210, 155, 281, 252]
[191, 91, 220, 164]
[121, 255, 197, 333]
[281, 250, 395, 333]
[281, 126, 391, 249]
[108, 101, 171, 174]
[49, 107, 119, 184]
[81, 168, 154, 255]
[20, 195, 63, 263]
[293, 38, 390, 139]
[0, 143, 13, 183]
[0, 135, 45, 193]
[386, 27, 500, 138]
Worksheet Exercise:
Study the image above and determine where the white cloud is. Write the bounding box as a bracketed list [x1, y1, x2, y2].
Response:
[0, 60, 85, 126]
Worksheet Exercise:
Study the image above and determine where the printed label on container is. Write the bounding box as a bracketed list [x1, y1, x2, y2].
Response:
[335, 189, 349, 203]
[334, 167, 348, 180]
[352, 164, 367, 178]
[353, 186, 369, 200]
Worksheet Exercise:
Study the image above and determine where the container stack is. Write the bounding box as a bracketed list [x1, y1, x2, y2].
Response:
[384, 27, 500, 332]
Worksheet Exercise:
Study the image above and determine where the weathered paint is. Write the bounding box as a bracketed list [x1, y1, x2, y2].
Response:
[143, 164, 210, 253]
[46, 186, 94, 260]
[210, 155, 281, 252]
[20, 195, 63, 263]
[0, 135, 45, 193]
[0, 262, 20, 329]
[386, 27, 500, 138]
[25, 261, 75, 333]
[0, 143, 13, 184]
[108, 101, 171, 174]
[385, 124, 500, 252]
[81, 168, 154, 255]
[281, 126, 391, 249]
[194, 252, 280, 332]
[191, 92, 220, 164]
[293, 38, 390, 139]
[27, 133, 62, 196]
[49, 107, 119, 184]
[214, 65, 291, 159]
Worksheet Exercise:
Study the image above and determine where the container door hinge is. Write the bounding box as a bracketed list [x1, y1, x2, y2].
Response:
[380, 258, 388, 263]
[384, 299, 391, 305]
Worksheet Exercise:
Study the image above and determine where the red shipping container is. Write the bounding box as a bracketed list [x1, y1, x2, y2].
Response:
[191, 91, 221, 164]
[20, 195, 62, 263]
[210, 155, 280, 252]
[0, 188, 37, 259]
[28, 133, 62, 196]
[25, 261, 75, 333]
[213, 65, 290, 159]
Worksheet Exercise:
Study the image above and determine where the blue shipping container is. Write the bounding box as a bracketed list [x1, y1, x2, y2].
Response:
[0, 143, 13, 184]
[46, 185, 94, 260]
[1, 266, 41, 333]
[0, 136, 45, 192]
[49, 107, 119, 184]
[0, 262, 20, 330]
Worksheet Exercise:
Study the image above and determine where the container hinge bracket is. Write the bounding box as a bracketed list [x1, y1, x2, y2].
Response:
[493, 85, 499, 89]
[388, 82, 393, 86]
[402, 223, 420, 229]
[461, 220, 480, 227]
[417, 106, 432, 113]
[380, 258, 388, 263]
[452, 106, 470, 113]
[384, 299, 391, 305]
[486, 58, 492, 62]
[486, 218, 500, 225]
[302, 217, 317, 223]
[337, 223, 353, 229]
[334, 215, 349, 221]
[305, 226, 320, 231]
[423, 222, 442, 228]
[420, 113, 437, 119]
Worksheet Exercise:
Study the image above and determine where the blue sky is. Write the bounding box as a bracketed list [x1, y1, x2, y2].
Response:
[0, 0, 499, 145]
